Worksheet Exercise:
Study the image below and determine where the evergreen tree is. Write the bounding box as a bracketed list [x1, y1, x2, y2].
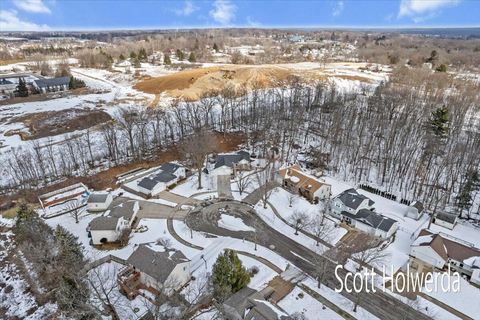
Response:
[213, 43, 219, 52]
[164, 53, 171, 65]
[194, 38, 200, 50]
[428, 106, 449, 139]
[188, 52, 196, 63]
[69, 76, 86, 89]
[212, 249, 250, 301]
[138, 48, 147, 61]
[130, 51, 137, 59]
[435, 64, 447, 72]
[457, 170, 480, 217]
[119, 53, 125, 61]
[17, 77, 29, 97]
[176, 49, 184, 61]
[133, 58, 141, 68]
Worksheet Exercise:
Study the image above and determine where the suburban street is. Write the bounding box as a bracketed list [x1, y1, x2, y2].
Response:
[186, 200, 432, 320]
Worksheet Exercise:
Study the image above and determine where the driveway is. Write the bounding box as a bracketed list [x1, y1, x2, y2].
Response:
[156, 191, 200, 206]
[111, 196, 187, 220]
[217, 175, 233, 199]
[243, 181, 280, 205]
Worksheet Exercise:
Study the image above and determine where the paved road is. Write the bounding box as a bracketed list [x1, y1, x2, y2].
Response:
[186, 200, 431, 320]
[217, 175, 233, 199]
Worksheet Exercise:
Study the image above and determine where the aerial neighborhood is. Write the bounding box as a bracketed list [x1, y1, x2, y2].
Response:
[1, 11, 479, 320]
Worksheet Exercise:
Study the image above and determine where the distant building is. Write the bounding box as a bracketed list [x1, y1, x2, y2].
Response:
[87, 192, 113, 212]
[118, 244, 191, 299]
[136, 162, 186, 197]
[88, 201, 139, 245]
[0, 78, 16, 96]
[277, 164, 331, 203]
[406, 201, 424, 220]
[206, 151, 252, 177]
[331, 188, 375, 218]
[33, 76, 70, 93]
[410, 229, 480, 284]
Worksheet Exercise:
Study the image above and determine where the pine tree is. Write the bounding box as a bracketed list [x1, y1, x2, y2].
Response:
[133, 58, 141, 68]
[435, 64, 447, 72]
[428, 106, 449, 139]
[130, 51, 137, 59]
[213, 43, 219, 52]
[457, 170, 480, 217]
[164, 53, 171, 65]
[188, 52, 196, 63]
[17, 77, 29, 97]
[119, 53, 125, 61]
[176, 49, 184, 61]
[212, 249, 250, 301]
[138, 48, 147, 61]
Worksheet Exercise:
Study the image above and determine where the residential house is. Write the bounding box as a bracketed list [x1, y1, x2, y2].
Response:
[410, 229, 480, 283]
[331, 188, 375, 218]
[341, 208, 399, 239]
[277, 164, 331, 203]
[33, 76, 70, 93]
[207, 151, 252, 177]
[222, 286, 289, 320]
[433, 212, 457, 230]
[88, 201, 139, 245]
[136, 162, 186, 197]
[405, 201, 424, 220]
[118, 244, 191, 299]
[87, 192, 113, 212]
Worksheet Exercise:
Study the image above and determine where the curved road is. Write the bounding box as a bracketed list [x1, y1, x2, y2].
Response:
[186, 200, 432, 320]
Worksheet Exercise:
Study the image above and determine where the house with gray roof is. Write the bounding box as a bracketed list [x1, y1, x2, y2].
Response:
[33, 76, 70, 93]
[222, 286, 289, 320]
[136, 162, 186, 197]
[341, 209, 398, 238]
[433, 212, 457, 230]
[88, 200, 139, 245]
[206, 151, 252, 177]
[331, 189, 398, 238]
[331, 188, 375, 218]
[120, 244, 191, 297]
[87, 192, 113, 212]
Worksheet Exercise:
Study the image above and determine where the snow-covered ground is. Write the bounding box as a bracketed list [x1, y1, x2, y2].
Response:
[277, 286, 342, 319]
[218, 213, 255, 232]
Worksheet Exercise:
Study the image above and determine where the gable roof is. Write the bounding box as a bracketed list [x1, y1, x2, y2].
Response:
[336, 188, 374, 209]
[34, 76, 70, 88]
[415, 229, 480, 264]
[435, 212, 457, 224]
[87, 192, 110, 204]
[138, 171, 177, 190]
[342, 209, 397, 232]
[159, 162, 181, 173]
[89, 216, 120, 231]
[214, 151, 250, 169]
[108, 201, 138, 221]
[127, 244, 189, 282]
[278, 164, 330, 195]
[410, 201, 424, 213]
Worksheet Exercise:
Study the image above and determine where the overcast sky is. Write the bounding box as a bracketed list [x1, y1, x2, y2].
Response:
[1, 0, 478, 31]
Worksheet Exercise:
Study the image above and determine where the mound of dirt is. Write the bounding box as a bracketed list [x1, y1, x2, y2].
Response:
[6, 108, 111, 140]
[134, 65, 297, 101]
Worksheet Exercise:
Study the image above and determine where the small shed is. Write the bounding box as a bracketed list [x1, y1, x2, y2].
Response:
[87, 192, 113, 212]
[433, 212, 457, 230]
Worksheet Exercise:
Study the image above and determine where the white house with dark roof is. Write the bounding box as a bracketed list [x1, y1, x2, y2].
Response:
[118, 244, 191, 298]
[406, 201, 424, 220]
[87, 192, 113, 212]
[207, 151, 252, 177]
[331, 188, 375, 218]
[433, 212, 458, 230]
[88, 201, 139, 245]
[136, 162, 186, 197]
